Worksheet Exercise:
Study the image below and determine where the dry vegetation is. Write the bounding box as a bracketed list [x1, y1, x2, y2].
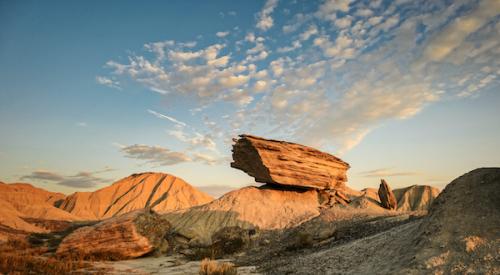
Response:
[0, 238, 93, 274]
[199, 258, 237, 275]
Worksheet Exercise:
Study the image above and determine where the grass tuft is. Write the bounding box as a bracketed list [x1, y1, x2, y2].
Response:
[199, 258, 237, 275]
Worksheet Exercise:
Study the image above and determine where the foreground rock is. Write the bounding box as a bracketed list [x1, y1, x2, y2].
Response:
[57, 210, 170, 260]
[378, 179, 397, 210]
[231, 135, 350, 190]
[408, 167, 500, 273]
[59, 172, 213, 220]
[260, 168, 500, 274]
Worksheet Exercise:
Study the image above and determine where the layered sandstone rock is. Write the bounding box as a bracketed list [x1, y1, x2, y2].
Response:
[231, 135, 350, 190]
[59, 172, 213, 220]
[57, 210, 170, 260]
[378, 179, 397, 210]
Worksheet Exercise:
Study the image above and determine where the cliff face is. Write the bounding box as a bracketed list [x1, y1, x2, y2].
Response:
[231, 135, 350, 190]
[59, 172, 213, 220]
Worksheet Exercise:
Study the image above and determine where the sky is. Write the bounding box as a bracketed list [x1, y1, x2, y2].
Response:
[0, 0, 499, 197]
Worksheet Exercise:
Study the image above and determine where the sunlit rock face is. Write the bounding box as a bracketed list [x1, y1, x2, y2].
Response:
[378, 179, 398, 210]
[58, 172, 214, 220]
[56, 210, 171, 260]
[231, 134, 350, 190]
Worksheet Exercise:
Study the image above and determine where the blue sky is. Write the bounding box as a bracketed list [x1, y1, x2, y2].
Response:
[1, 0, 499, 197]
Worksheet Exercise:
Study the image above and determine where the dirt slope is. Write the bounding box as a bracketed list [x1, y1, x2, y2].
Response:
[0, 198, 47, 240]
[0, 182, 80, 222]
[164, 186, 321, 242]
[59, 172, 213, 220]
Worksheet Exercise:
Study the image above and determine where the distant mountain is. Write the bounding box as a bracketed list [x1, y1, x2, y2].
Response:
[393, 185, 440, 211]
[0, 182, 82, 240]
[59, 172, 214, 220]
[0, 182, 80, 221]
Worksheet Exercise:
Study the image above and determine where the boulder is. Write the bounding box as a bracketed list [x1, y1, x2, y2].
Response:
[378, 179, 397, 210]
[231, 135, 350, 190]
[57, 210, 170, 260]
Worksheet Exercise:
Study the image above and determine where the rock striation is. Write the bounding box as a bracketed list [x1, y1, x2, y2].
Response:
[378, 179, 397, 210]
[231, 135, 350, 190]
[57, 210, 171, 260]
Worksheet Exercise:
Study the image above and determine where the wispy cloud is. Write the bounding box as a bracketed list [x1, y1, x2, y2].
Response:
[120, 143, 222, 166]
[121, 144, 191, 166]
[21, 169, 112, 188]
[216, 31, 230, 38]
[256, 0, 279, 31]
[358, 168, 419, 178]
[147, 109, 186, 127]
[96, 76, 121, 90]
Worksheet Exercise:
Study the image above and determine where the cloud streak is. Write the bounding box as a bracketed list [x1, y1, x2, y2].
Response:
[147, 109, 187, 127]
[358, 168, 419, 178]
[121, 144, 191, 166]
[21, 169, 112, 188]
[120, 144, 221, 166]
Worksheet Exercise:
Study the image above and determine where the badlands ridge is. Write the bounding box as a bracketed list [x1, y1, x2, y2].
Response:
[0, 135, 497, 274]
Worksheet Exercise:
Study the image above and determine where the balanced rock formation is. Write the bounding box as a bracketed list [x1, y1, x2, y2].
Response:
[57, 210, 171, 260]
[378, 179, 397, 210]
[393, 185, 440, 211]
[231, 135, 350, 190]
[59, 172, 213, 220]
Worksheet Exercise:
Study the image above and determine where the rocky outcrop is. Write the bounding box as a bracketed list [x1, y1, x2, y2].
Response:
[57, 210, 171, 260]
[406, 168, 500, 274]
[393, 185, 440, 211]
[59, 172, 213, 220]
[231, 135, 350, 190]
[378, 179, 397, 210]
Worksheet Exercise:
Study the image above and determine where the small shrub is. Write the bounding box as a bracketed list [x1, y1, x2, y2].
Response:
[0, 237, 93, 274]
[199, 258, 237, 275]
[286, 232, 314, 251]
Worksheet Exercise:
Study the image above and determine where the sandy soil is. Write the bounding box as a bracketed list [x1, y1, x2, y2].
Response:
[93, 255, 260, 274]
